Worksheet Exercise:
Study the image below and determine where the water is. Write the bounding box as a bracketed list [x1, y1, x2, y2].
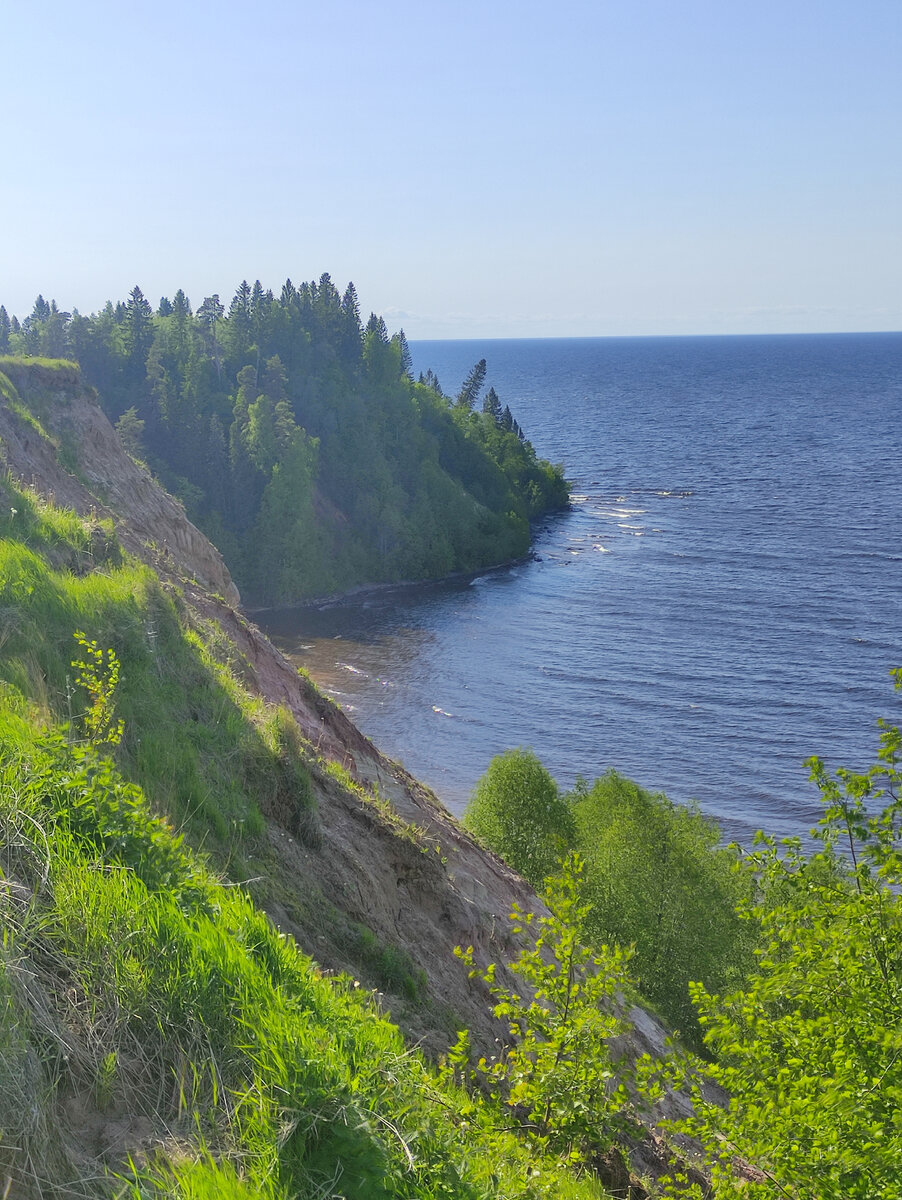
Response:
[258, 333, 902, 844]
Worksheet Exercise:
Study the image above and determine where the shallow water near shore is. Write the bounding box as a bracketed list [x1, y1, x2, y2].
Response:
[258, 333, 902, 844]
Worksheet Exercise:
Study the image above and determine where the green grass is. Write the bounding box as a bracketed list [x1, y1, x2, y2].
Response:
[0, 717, 608, 1199]
[0, 480, 317, 860]
[0, 354, 82, 389]
[0, 473, 119, 564]
[0, 368, 49, 437]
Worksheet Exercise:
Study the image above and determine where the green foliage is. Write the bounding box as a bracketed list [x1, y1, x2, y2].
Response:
[452, 853, 657, 1171]
[0, 480, 312, 854]
[0, 472, 119, 567]
[0, 698, 605, 1199]
[667, 670, 902, 1199]
[571, 772, 754, 1045]
[115, 405, 146, 458]
[0, 284, 569, 603]
[466, 754, 751, 1045]
[463, 748, 576, 886]
[71, 629, 125, 745]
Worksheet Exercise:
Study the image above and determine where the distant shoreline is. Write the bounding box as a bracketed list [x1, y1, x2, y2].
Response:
[244, 507, 571, 617]
[244, 552, 533, 617]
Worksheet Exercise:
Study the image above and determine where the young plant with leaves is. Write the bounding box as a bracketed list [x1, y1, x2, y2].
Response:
[451, 852, 658, 1173]
[70, 630, 125, 746]
[667, 669, 902, 1199]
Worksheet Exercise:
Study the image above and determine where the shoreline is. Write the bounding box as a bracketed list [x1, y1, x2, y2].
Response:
[243, 551, 536, 617]
[244, 503, 573, 617]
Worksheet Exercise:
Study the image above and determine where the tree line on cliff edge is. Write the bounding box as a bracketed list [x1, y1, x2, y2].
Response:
[0, 283, 568, 603]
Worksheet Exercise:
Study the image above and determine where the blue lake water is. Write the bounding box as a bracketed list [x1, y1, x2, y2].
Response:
[258, 333, 902, 844]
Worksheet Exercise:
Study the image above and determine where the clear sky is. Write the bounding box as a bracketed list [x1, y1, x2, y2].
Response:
[3, 0, 900, 338]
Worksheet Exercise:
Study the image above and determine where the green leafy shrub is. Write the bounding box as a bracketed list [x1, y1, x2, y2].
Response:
[71, 629, 125, 745]
[667, 670, 902, 1198]
[466, 751, 753, 1046]
[463, 748, 576, 885]
[571, 771, 754, 1045]
[452, 852, 659, 1173]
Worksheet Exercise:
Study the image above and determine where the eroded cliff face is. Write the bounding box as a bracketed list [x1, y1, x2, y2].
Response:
[0, 360, 239, 605]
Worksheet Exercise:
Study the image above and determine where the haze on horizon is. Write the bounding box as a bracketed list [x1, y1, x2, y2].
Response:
[3, 0, 900, 340]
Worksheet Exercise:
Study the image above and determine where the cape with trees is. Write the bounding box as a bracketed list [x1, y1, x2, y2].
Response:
[0, 281, 568, 603]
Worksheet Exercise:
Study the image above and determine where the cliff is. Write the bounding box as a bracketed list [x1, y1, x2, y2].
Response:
[0, 358, 543, 1049]
[0, 358, 238, 606]
[0, 359, 688, 1195]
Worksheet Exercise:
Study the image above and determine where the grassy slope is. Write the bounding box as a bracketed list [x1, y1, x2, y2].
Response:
[0, 370, 608, 1197]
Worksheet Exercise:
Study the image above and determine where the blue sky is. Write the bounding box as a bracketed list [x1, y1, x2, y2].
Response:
[3, 0, 900, 337]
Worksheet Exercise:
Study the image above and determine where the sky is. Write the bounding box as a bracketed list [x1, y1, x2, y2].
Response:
[2, 0, 900, 339]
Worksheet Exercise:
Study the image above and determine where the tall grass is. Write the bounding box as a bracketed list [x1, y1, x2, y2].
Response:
[0, 479, 316, 856]
[0, 742, 607, 1199]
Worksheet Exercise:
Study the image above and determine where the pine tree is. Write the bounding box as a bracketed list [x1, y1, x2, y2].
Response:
[340, 282, 363, 359]
[227, 280, 253, 361]
[197, 295, 225, 381]
[31, 295, 51, 322]
[365, 313, 389, 342]
[43, 300, 71, 358]
[170, 290, 193, 367]
[172, 289, 192, 318]
[250, 280, 270, 370]
[420, 368, 444, 396]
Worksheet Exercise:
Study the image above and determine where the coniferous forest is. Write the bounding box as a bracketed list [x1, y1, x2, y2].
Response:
[0, 282, 568, 603]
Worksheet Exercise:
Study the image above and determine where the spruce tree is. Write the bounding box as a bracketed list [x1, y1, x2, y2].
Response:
[457, 358, 487, 409]
[124, 286, 154, 375]
[397, 329, 413, 378]
[482, 386, 502, 421]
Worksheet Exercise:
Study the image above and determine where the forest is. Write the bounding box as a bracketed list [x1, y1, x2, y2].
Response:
[0, 284, 568, 603]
